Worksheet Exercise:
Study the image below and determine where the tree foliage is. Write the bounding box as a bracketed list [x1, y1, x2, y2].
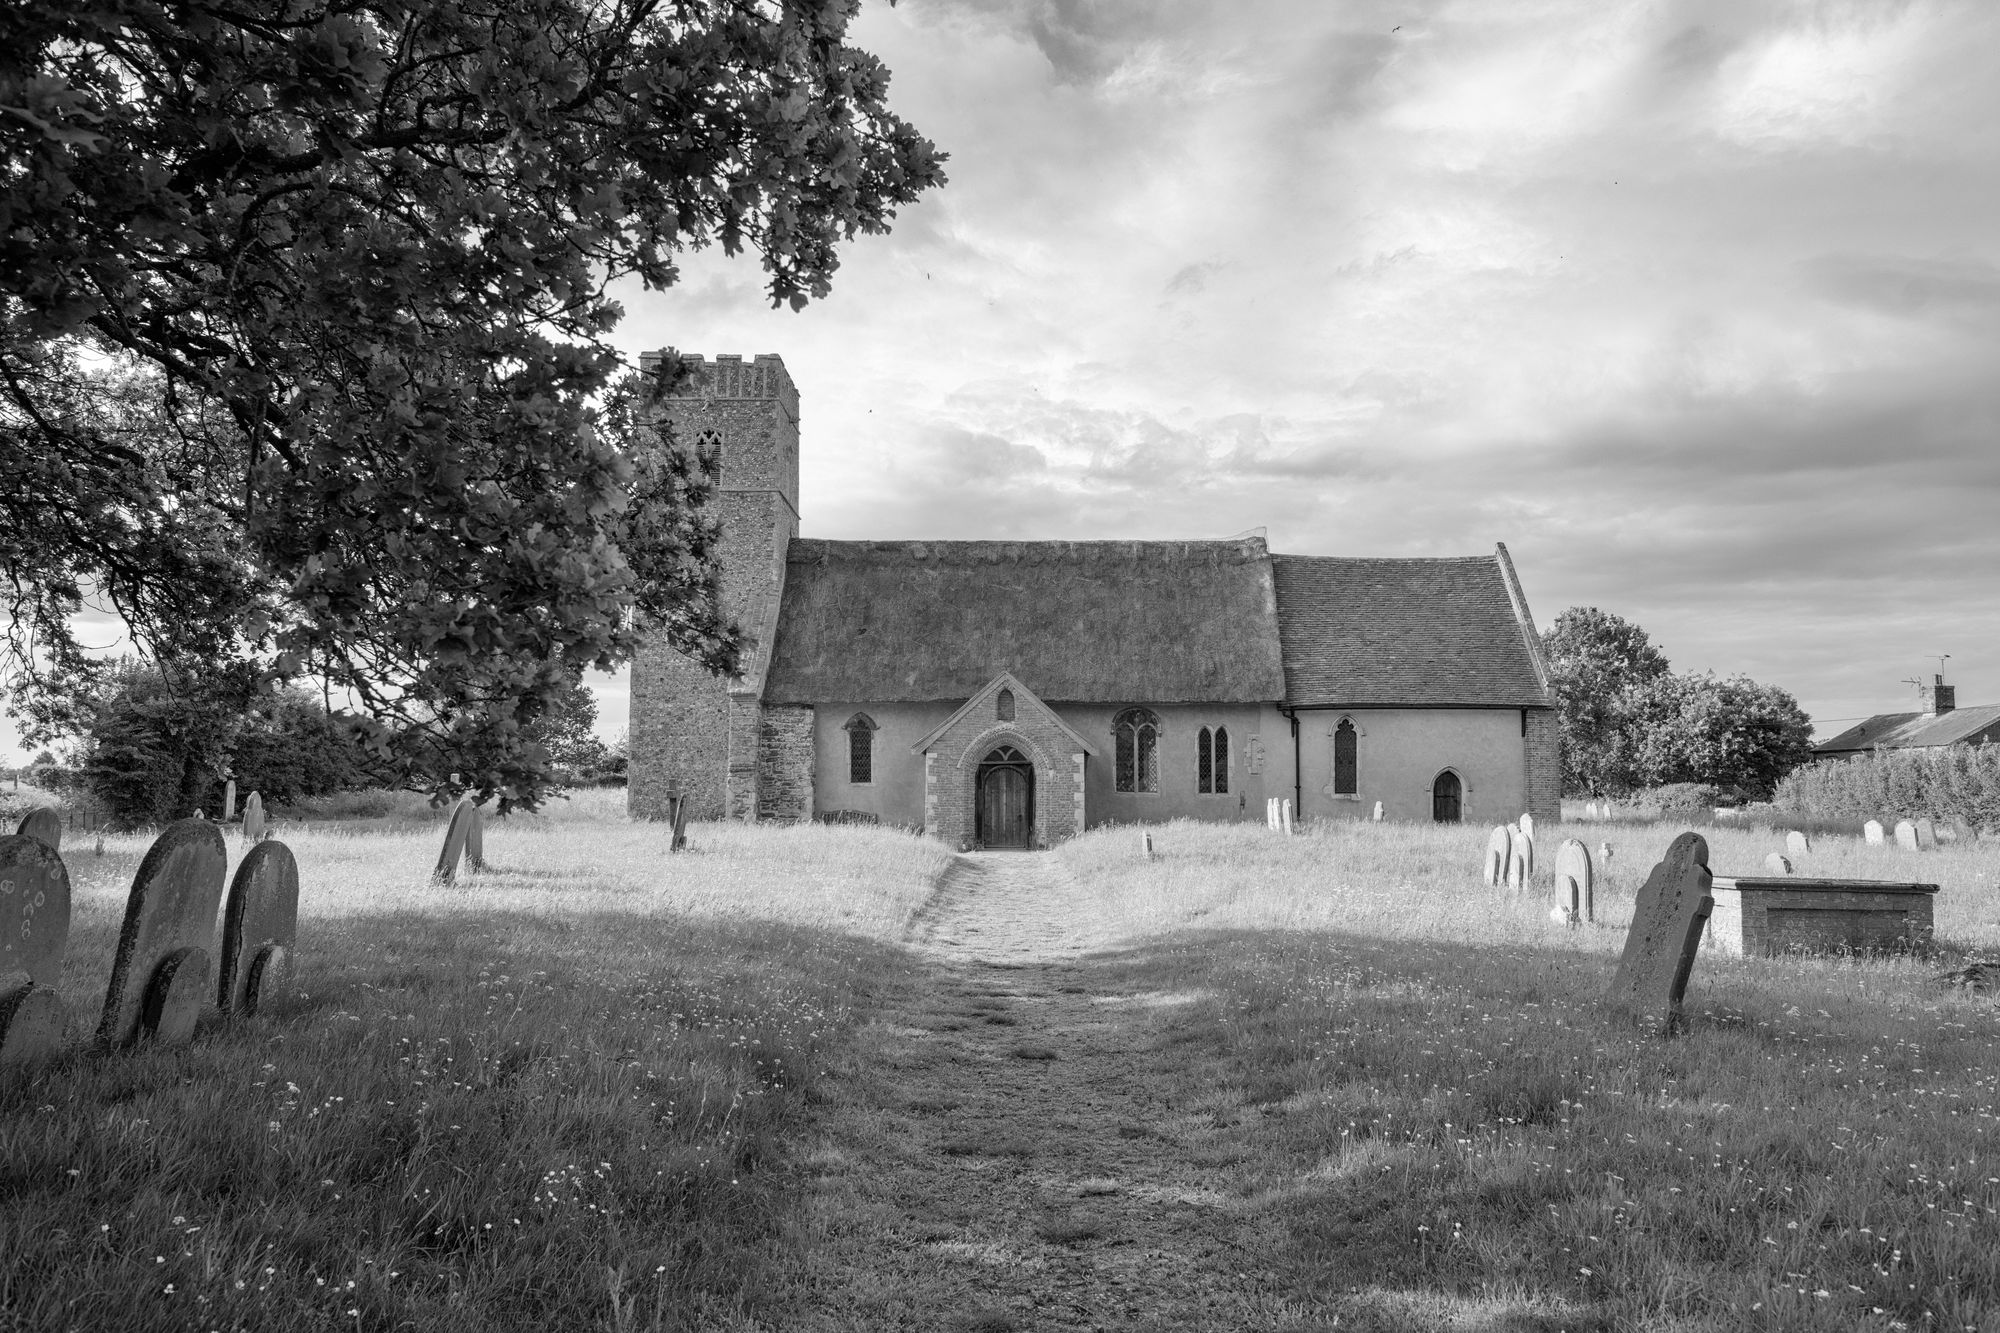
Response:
[1545, 607, 1813, 800]
[0, 0, 944, 808]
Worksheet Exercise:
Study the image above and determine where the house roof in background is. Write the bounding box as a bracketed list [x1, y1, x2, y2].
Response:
[1270, 554, 1553, 708]
[1812, 703, 2000, 755]
[764, 538, 1288, 704]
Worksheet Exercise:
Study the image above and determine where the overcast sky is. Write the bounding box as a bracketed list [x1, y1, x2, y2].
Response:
[591, 0, 2000, 744]
[6, 0, 1995, 763]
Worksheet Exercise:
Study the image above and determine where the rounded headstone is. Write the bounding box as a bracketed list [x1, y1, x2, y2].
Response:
[1785, 830, 1811, 857]
[1554, 837, 1593, 921]
[1519, 812, 1536, 841]
[241, 792, 266, 843]
[15, 807, 61, 852]
[97, 819, 228, 1048]
[140, 946, 210, 1045]
[1863, 819, 1885, 846]
[1764, 852, 1793, 875]
[219, 841, 300, 1014]
[1483, 826, 1510, 885]
[1894, 819, 1920, 852]
[0, 833, 71, 992]
[0, 984, 67, 1067]
[434, 797, 478, 883]
[1914, 817, 1938, 850]
[243, 944, 290, 1018]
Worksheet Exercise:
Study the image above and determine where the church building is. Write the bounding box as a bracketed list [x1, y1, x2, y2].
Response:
[628, 353, 1561, 847]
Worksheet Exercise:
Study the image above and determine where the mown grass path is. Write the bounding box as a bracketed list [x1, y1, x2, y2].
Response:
[764, 853, 1325, 1332]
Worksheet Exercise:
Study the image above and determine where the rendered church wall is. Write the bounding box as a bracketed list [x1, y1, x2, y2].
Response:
[809, 701, 946, 829]
[1294, 707, 1524, 824]
[1058, 703, 1277, 828]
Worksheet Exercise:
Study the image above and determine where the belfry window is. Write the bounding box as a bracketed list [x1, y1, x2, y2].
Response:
[996, 688, 1015, 722]
[845, 713, 877, 785]
[1113, 708, 1160, 794]
[1198, 726, 1230, 794]
[1333, 718, 1358, 795]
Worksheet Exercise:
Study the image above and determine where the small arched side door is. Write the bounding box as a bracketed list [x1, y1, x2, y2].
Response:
[1432, 770, 1462, 823]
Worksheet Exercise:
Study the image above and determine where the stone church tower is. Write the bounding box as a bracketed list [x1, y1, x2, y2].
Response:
[626, 352, 800, 822]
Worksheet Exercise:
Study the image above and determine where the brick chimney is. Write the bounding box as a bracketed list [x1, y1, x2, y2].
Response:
[1920, 674, 1956, 716]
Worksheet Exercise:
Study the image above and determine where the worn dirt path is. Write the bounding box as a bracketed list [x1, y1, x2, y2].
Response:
[758, 853, 1332, 1332]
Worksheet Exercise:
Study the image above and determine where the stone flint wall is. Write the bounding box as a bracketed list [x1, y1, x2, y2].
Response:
[757, 706, 815, 822]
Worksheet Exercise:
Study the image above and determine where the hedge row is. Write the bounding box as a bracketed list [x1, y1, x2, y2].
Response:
[1771, 745, 2000, 831]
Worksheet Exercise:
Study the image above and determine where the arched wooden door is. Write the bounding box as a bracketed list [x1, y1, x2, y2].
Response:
[976, 746, 1035, 849]
[1432, 770, 1462, 823]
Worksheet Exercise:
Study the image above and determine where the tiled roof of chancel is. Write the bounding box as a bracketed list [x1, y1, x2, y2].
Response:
[1270, 553, 1553, 708]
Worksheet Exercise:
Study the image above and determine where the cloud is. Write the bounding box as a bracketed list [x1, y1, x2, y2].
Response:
[613, 0, 2000, 742]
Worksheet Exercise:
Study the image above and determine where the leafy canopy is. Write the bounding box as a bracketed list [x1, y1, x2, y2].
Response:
[0, 0, 944, 807]
[1545, 607, 1813, 800]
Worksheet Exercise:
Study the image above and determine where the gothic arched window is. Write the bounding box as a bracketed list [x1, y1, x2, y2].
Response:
[1198, 725, 1231, 794]
[996, 687, 1015, 722]
[845, 713, 878, 785]
[1333, 718, 1358, 795]
[1113, 708, 1160, 794]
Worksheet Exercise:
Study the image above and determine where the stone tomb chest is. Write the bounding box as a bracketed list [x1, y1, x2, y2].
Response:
[1706, 876, 1939, 957]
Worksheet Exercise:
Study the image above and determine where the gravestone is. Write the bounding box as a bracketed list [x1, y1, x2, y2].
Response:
[0, 833, 72, 1066]
[1554, 837, 1593, 924]
[222, 778, 237, 821]
[1914, 818, 1937, 851]
[433, 797, 481, 883]
[1281, 798, 1294, 836]
[1605, 831, 1714, 1036]
[1506, 826, 1532, 889]
[15, 807, 60, 851]
[1863, 819, 1885, 846]
[1483, 826, 1509, 885]
[97, 819, 229, 1048]
[1371, 801, 1384, 822]
[1141, 830, 1154, 860]
[1585, 802, 1598, 819]
[1519, 812, 1536, 842]
[1764, 852, 1793, 876]
[1266, 798, 1279, 831]
[241, 791, 266, 843]
[1598, 841, 1614, 863]
[1785, 830, 1811, 858]
[465, 803, 485, 871]
[1894, 820, 1919, 852]
[1602, 801, 1616, 820]
[670, 791, 690, 851]
[1943, 819, 1973, 845]
[218, 840, 299, 1016]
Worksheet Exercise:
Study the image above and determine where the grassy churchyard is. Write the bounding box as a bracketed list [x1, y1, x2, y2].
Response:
[4, 798, 1999, 1331]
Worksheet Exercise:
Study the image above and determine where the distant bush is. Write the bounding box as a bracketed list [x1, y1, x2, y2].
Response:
[1628, 783, 1724, 818]
[1772, 745, 2000, 831]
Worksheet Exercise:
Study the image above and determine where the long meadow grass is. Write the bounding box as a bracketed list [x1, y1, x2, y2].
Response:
[1054, 817, 2000, 1330]
[2, 796, 951, 1332]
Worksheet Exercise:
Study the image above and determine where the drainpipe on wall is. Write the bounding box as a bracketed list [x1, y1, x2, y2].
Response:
[1281, 706, 1302, 825]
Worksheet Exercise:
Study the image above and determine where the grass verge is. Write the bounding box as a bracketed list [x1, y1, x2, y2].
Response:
[3, 815, 949, 1332]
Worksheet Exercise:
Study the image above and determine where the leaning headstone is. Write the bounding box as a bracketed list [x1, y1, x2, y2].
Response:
[1371, 801, 1384, 822]
[222, 778, 237, 821]
[670, 791, 690, 852]
[1914, 818, 1938, 851]
[217, 841, 299, 1016]
[1863, 819, 1885, 846]
[433, 797, 480, 883]
[1281, 798, 1294, 836]
[96, 819, 229, 1048]
[1483, 826, 1509, 885]
[0, 834, 72, 1066]
[1763, 852, 1793, 876]
[1519, 812, 1536, 842]
[1894, 820, 1919, 852]
[1554, 837, 1593, 924]
[241, 791, 266, 843]
[1605, 831, 1714, 1036]
[1785, 830, 1811, 858]
[15, 807, 60, 851]
[465, 803, 485, 872]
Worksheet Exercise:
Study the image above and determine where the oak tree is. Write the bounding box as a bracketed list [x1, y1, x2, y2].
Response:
[1, 0, 944, 806]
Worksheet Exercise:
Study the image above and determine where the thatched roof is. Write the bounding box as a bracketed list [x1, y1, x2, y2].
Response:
[1270, 551, 1552, 708]
[763, 538, 1286, 704]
